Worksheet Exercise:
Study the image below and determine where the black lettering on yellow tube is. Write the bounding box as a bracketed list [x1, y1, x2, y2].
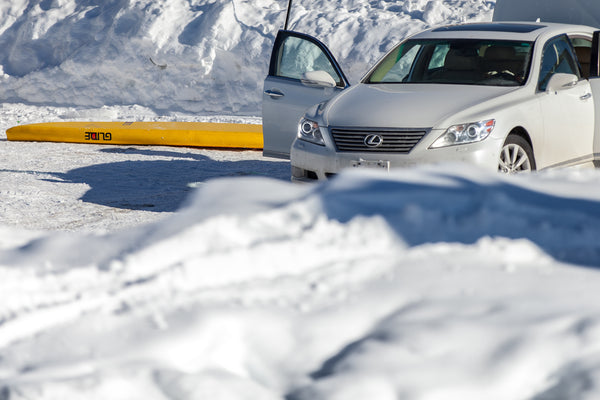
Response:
[84, 132, 112, 141]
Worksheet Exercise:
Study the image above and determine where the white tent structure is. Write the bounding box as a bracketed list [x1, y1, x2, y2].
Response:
[493, 0, 600, 28]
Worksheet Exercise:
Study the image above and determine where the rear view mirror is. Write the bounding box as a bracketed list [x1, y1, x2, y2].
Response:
[546, 73, 578, 93]
[301, 70, 337, 88]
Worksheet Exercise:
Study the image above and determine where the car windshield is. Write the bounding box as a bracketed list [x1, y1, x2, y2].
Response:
[366, 39, 534, 86]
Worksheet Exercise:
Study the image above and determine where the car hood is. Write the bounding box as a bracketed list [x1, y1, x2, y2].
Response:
[323, 83, 520, 129]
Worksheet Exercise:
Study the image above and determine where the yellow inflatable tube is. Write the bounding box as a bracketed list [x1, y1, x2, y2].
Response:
[6, 121, 263, 149]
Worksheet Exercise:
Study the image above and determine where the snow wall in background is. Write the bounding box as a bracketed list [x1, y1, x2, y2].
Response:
[0, 0, 494, 115]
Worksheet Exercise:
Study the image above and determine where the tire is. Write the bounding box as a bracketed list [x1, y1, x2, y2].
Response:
[498, 134, 536, 173]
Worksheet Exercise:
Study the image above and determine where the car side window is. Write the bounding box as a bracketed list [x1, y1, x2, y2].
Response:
[570, 37, 593, 78]
[538, 35, 581, 91]
[428, 44, 451, 69]
[275, 36, 343, 86]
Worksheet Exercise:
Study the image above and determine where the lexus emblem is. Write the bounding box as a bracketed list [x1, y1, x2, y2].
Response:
[364, 134, 383, 148]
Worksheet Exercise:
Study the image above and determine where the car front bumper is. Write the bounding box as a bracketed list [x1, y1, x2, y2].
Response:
[290, 133, 503, 181]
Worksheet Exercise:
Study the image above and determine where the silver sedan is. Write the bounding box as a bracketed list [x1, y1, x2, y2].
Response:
[263, 22, 600, 181]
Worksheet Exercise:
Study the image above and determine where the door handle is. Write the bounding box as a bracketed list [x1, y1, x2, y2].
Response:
[264, 89, 284, 98]
[580, 93, 592, 101]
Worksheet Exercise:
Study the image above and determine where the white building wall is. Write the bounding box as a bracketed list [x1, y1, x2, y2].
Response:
[493, 0, 600, 28]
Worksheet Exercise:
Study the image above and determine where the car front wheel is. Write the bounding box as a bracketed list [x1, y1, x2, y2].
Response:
[498, 135, 536, 173]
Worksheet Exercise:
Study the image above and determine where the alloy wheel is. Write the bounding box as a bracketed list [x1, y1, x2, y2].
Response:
[498, 143, 532, 173]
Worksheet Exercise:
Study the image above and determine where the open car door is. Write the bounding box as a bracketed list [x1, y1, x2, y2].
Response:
[262, 30, 349, 159]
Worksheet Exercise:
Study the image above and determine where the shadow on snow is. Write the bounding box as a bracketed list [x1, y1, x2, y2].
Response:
[315, 171, 600, 268]
[45, 148, 290, 213]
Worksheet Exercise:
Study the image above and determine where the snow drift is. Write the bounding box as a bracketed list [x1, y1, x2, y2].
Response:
[4, 166, 600, 399]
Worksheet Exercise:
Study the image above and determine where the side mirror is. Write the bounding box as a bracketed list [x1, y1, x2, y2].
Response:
[546, 73, 578, 93]
[301, 70, 337, 88]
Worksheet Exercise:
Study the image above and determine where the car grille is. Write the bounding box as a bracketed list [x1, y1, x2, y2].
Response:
[330, 128, 427, 153]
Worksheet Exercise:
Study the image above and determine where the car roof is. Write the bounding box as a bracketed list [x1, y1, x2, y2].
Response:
[411, 22, 596, 42]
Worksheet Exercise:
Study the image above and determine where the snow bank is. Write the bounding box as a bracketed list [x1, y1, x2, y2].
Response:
[0, 0, 494, 115]
[3, 166, 600, 398]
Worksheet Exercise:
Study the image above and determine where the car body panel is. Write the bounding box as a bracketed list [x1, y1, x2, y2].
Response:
[263, 76, 343, 158]
[592, 78, 600, 162]
[262, 31, 348, 159]
[537, 79, 594, 168]
[322, 84, 520, 129]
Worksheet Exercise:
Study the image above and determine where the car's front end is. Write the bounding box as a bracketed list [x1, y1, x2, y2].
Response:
[290, 83, 527, 182]
[291, 125, 504, 181]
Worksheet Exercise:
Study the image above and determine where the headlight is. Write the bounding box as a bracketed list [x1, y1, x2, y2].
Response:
[430, 119, 495, 149]
[298, 118, 325, 146]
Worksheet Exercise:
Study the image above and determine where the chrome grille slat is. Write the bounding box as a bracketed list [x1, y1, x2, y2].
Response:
[331, 128, 427, 153]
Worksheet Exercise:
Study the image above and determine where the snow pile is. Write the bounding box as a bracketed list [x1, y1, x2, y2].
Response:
[4, 166, 600, 399]
[0, 0, 494, 115]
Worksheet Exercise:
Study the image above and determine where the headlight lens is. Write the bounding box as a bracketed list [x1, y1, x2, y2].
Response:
[298, 118, 325, 145]
[430, 119, 496, 149]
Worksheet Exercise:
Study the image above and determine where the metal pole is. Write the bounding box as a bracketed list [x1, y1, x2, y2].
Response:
[284, 0, 293, 30]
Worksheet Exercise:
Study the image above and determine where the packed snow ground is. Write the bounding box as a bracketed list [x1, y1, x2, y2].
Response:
[0, 103, 277, 236]
[5, 0, 600, 399]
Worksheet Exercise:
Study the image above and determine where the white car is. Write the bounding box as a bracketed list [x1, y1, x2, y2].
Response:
[262, 21, 600, 181]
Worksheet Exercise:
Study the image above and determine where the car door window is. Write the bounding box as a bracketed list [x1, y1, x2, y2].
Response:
[538, 35, 581, 91]
[570, 37, 593, 78]
[275, 35, 343, 86]
[428, 44, 451, 69]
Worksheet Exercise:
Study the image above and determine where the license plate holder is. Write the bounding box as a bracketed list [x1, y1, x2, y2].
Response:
[351, 159, 390, 171]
